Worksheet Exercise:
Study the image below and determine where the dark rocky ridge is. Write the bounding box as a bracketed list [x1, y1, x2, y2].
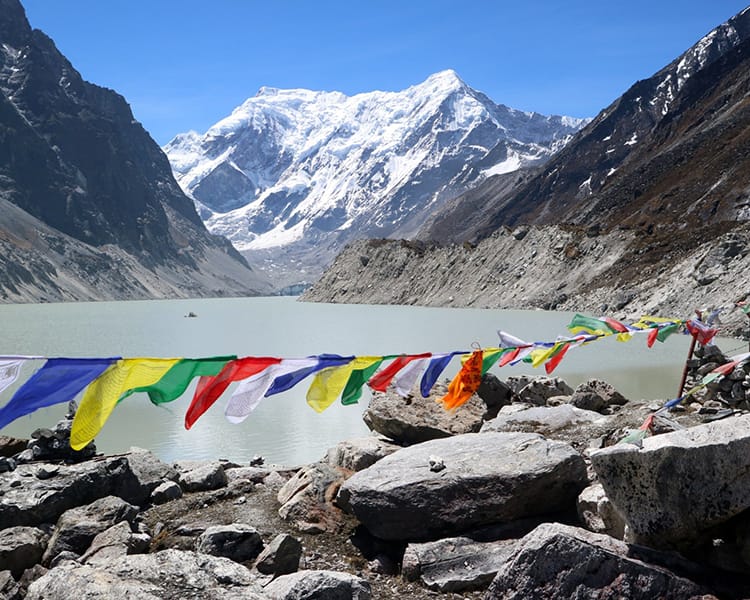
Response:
[0, 0, 270, 301]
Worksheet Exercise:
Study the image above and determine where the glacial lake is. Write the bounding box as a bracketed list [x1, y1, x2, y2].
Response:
[0, 296, 729, 467]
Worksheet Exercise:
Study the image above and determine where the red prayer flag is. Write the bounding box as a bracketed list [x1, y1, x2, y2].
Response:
[185, 357, 281, 429]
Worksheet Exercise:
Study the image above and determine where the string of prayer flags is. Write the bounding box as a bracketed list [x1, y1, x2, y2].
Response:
[0, 310, 726, 442]
[0, 358, 117, 430]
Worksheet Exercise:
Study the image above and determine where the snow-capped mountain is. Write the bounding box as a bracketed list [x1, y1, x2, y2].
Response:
[164, 70, 587, 288]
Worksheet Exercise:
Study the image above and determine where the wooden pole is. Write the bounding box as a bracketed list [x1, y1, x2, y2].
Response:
[677, 333, 698, 399]
[677, 310, 702, 399]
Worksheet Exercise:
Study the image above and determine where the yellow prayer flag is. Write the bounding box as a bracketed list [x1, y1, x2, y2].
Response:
[71, 358, 180, 450]
[306, 357, 379, 413]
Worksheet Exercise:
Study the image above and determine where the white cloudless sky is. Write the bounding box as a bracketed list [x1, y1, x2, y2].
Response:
[19, 0, 750, 145]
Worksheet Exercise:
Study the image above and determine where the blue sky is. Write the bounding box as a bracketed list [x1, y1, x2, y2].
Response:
[20, 1, 750, 145]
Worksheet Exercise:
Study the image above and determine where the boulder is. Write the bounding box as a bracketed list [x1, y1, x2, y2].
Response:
[337, 432, 587, 541]
[41, 496, 139, 565]
[263, 569, 371, 600]
[325, 435, 401, 471]
[517, 377, 574, 406]
[485, 523, 717, 599]
[25, 549, 267, 600]
[196, 524, 264, 563]
[480, 404, 606, 447]
[177, 462, 228, 493]
[254, 533, 302, 576]
[150, 480, 183, 505]
[402, 536, 517, 592]
[124, 448, 179, 497]
[570, 378, 628, 412]
[0, 435, 27, 458]
[576, 483, 626, 539]
[277, 462, 349, 534]
[0, 457, 143, 527]
[0, 457, 142, 527]
[0, 526, 49, 577]
[363, 383, 487, 444]
[591, 414, 750, 548]
[475, 373, 513, 418]
[79, 521, 150, 566]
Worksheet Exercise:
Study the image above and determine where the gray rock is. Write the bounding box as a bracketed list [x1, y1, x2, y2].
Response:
[325, 435, 401, 471]
[254, 533, 302, 575]
[480, 403, 605, 438]
[476, 373, 512, 418]
[568, 391, 607, 412]
[0, 435, 27, 458]
[196, 524, 263, 563]
[402, 536, 517, 592]
[177, 462, 228, 493]
[42, 496, 139, 566]
[485, 523, 716, 599]
[264, 569, 371, 600]
[277, 462, 350, 534]
[150, 480, 183, 504]
[363, 383, 487, 444]
[517, 377, 574, 406]
[0, 526, 49, 576]
[225, 466, 271, 485]
[0, 457, 143, 527]
[571, 378, 628, 410]
[124, 447, 179, 497]
[0, 569, 18, 600]
[80, 521, 151, 566]
[591, 414, 750, 548]
[25, 549, 267, 599]
[337, 432, 587, 541]
[576, 483, 626, 539]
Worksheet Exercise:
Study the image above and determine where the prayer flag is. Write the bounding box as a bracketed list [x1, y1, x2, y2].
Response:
[567, 314, 617, 336]
[306, 356, 376, 413]
[265, 354, 353, 396]
[368, 354, 431, 392]
[225, 358, 319, 424]
[420, 352, 460, 397]
[0, 358, 117, 430]
[341, 356, 388, 405]
[441, 350, 483, 410]
[685, 319, 718, 346]
[0, 358, 27, 396]
[71, 358, 181, 449]
[185, 356, 282, 429]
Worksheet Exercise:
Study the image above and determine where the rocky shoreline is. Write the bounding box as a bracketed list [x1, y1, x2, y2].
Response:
[1, 346, 750, 599]
[300, 227, 750, 339]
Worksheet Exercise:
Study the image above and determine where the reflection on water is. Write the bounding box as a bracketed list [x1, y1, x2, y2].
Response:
[0, 297, 704, 465]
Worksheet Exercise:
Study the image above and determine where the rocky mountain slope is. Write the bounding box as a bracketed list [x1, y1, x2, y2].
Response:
[164, 71, 586, 289]
[0, 0, 271, 302]
[304, 7, 750, 333]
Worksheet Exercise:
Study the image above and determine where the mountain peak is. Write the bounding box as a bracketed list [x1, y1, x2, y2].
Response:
[416, 69, 467, 95]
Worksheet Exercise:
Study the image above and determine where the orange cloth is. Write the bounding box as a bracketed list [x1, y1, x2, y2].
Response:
[441, 350, 483, 410]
